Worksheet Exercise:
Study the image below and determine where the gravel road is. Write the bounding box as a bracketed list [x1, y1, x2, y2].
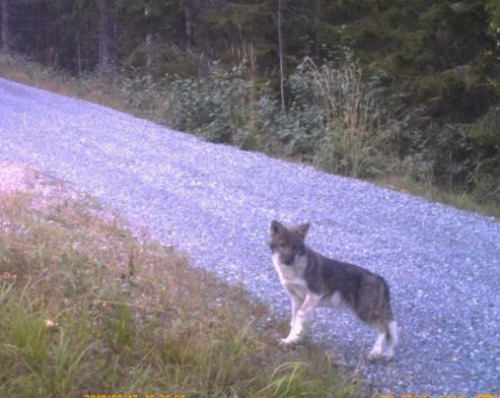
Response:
[1, 77, 499, 396]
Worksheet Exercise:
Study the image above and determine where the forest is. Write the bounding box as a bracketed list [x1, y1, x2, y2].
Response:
[1, 0, 499, 214]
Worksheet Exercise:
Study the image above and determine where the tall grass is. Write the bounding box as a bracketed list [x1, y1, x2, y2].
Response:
[0, 180, 365, 397]
[284, 55, 397, 178]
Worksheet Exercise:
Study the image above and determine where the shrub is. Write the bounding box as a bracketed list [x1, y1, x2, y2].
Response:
[161, 51, 400, 178]
[163, 67, 261, 146]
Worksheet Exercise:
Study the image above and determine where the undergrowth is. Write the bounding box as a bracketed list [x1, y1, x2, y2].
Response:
[0, 183, 364, 397]
[0, 50, 497, 218]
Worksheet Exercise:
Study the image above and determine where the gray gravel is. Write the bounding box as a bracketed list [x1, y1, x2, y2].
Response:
[1, 77, 499, 395]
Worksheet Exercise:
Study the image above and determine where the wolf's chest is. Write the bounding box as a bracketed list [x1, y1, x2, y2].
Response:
[272, 253, 308, 296]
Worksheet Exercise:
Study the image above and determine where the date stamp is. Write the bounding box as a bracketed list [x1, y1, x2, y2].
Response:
[144, 395, 187, 398]
[83, 395, 187, 398]
[377, 394, 499, 398]
[84, 395, 139, 398]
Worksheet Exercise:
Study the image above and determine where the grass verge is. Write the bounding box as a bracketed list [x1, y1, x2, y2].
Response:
[0, 168, 365, 397]
[0, 51, 135, 114]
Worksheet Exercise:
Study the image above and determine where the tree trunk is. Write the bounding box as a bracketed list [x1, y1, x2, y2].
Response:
[1, 0, 9, 51]
[76, 33, 82, 77]
[185, 0, 194, 52]
[145, 4, 153, 84]
[314, 0, 321, 58]
[277, 0, 285, 111]
[98, 0, 111, 68]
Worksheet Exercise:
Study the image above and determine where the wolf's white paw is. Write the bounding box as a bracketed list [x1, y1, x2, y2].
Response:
[367, 349, 383, 361]
[384, 348, 395, 361]
[367, 350, 395, 361]
[279, 337, 299, 346]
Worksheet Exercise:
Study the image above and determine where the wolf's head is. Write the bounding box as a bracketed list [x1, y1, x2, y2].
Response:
[269, 220, 310, 266]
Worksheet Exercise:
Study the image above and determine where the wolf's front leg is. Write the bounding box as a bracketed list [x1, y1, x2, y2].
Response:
[280, 293, 321, 345]
[289, 294, 303, 328]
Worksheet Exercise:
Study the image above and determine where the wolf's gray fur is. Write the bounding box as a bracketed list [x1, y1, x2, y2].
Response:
[269, 220, 398, 360]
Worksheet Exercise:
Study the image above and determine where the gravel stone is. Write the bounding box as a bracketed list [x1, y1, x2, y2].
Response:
[1, 77, 499, 395]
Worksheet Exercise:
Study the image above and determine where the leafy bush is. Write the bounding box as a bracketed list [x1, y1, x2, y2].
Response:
[163, 67, 251, 145]
[404, 116, 499, 193]
[120, 73, 169, 119]
[161, 52, 400, 178]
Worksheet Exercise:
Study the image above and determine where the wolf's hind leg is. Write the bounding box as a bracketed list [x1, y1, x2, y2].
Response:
[368, 328, 387, 360]
[385, 321, 398, 359]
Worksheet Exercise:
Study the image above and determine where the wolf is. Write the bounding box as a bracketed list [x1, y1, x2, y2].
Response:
[269, 220, 398, 360]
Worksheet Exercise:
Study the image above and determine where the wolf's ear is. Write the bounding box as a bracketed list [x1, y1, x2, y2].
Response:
[296, 222, 310, 239]
[270, 220, 284, 236]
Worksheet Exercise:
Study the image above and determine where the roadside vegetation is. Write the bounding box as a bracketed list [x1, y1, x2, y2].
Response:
[0, 170, 364, 397]
[1, 51, 498, 218]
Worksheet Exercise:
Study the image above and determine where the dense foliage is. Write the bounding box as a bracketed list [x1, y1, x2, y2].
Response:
[1, 0, 498, 209]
